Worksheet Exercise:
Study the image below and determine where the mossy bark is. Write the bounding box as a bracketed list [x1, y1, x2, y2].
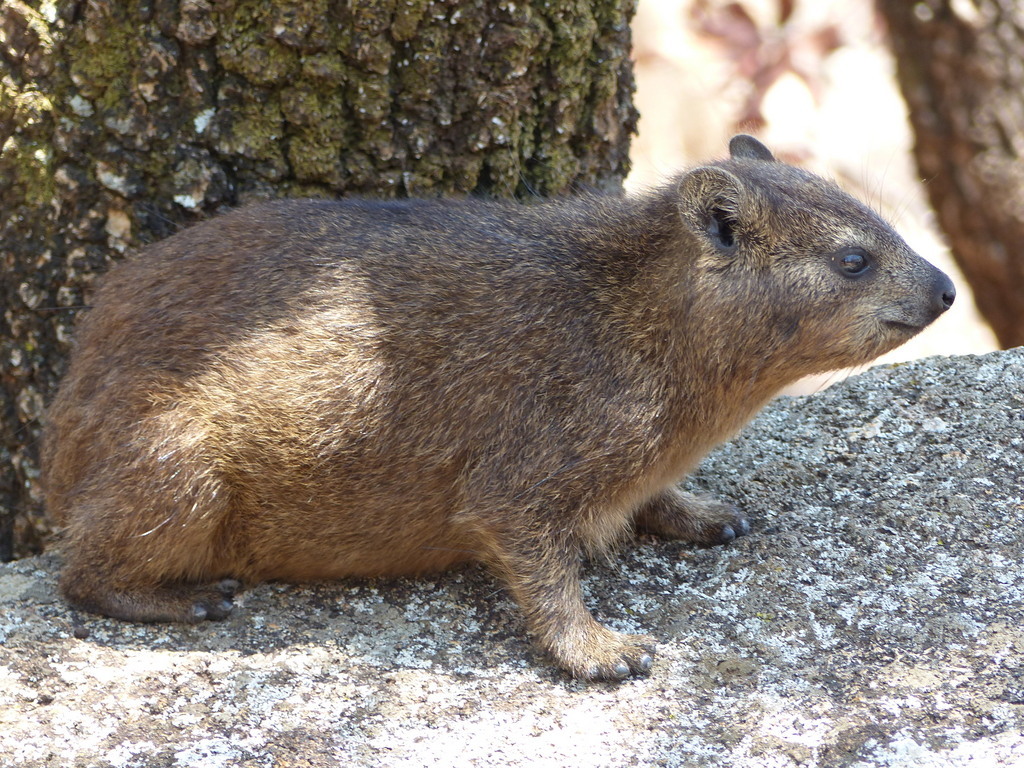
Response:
[877, 0, 1024, 348]
[0, 0, 638, 559]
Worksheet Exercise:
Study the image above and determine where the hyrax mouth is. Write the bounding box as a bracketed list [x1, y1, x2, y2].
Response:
[882, 319, 927, 333]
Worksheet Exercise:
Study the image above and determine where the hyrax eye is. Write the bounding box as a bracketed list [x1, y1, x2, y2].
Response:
[833, 248, 871, 277]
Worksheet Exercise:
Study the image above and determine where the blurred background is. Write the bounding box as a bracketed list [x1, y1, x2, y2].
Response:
[627, 0, 1000, 389]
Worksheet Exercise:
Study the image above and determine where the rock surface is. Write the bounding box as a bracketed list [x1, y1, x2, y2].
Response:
[2, 349, 1022, 767]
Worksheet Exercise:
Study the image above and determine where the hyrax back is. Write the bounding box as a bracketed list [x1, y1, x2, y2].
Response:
[44, 136, 954, 680]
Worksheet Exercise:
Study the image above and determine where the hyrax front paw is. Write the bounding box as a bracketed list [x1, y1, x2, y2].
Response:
[634, 487, 749, 545]
[700, 499, 750, 544]
[546, 623, 656, 681]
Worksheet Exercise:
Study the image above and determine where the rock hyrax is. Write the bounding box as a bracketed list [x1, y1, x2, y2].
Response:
[43, 135, 955, 680]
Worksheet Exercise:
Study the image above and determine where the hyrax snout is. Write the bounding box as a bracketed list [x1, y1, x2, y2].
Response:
[43, 135, 953, 680]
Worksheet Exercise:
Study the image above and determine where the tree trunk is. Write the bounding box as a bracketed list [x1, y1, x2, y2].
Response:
[877, 0, 1024, 349]
[0, 0, 638, 559]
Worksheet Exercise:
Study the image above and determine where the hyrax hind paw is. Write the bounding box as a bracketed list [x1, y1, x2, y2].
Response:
[188, 579, 240, 622]
[62, 577, 241, 624]
[635, 488, 749, 546]
[548, 626, 656, 682]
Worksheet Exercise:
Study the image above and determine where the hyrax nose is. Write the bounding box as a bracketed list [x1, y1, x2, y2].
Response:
[933, 272, 956, 315]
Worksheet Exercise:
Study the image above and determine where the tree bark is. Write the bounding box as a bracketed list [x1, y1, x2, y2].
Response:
[0, 0, 638, 559]
[877, 0, 1024, 349]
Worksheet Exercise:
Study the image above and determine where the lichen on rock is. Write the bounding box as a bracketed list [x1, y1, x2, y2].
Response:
[2, 349, 1022, 766]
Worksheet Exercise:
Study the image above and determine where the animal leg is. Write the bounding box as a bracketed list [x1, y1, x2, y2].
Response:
[477, 521, 655, 681]
[633, 487, 749, 545]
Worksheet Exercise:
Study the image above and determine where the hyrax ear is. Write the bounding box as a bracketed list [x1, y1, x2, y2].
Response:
[678, 166, 748, 251]
[729, 134, 776, 162]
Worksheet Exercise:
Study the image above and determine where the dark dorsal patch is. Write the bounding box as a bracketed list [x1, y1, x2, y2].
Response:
[729, 134, 776, 163]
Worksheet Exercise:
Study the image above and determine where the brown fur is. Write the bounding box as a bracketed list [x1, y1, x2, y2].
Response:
[42, 136, 954, 680]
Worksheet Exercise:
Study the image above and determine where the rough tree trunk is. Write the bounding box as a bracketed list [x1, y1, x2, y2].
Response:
[877, 0, 1024, 349]
[0, 0, 638, 559]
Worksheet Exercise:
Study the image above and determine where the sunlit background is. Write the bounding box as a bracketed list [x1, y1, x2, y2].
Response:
[628, 0, 998, 390]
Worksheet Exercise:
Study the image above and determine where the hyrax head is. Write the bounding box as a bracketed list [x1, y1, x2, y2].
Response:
[674, 134, 955, 378]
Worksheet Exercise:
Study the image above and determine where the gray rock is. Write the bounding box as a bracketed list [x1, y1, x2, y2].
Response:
[2, 349, 1022, 767]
